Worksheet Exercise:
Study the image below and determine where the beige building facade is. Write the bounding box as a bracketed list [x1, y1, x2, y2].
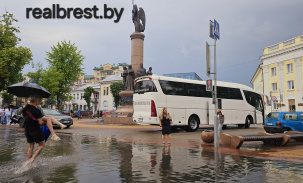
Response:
[251, 35, 303, 113]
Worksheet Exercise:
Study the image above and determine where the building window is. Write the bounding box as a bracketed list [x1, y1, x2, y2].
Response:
[106, 87, 109, 95]
[77, 93, 79, 99]
[97, 73, 100, 76]
[271, 67, 276, 76]
[81, 93, 83, 100]
[73, 94, 75, 99]
[273, 101, 279, 110]
[97, 78, 100, 81]
[103, 88, 106, 95]
[287, 63, 293, 73]
[272, 83, 277, 91]
[288, 80, 294, 90]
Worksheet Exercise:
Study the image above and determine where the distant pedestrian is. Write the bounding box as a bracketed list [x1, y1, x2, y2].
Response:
[5, 107, 12, 125]
[77, 109, 81, 120]
[159, 107, 172, 145]
[97, 110, 100, 118]
[217, 109, 224, 134]
[0, 107, 3, 124]
[100, 110, 103, 118]
[70, 109, 74, 117]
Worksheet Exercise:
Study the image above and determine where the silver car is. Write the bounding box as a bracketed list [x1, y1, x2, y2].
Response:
[42, 108, 73, 128]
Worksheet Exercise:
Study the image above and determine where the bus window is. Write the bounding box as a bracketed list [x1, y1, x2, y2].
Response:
[134, 80, 157, 94]
[243, 90, 264, 112]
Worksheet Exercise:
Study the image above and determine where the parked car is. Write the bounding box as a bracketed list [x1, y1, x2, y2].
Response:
[42, 108, 73, 128]
[19, 108, 73, 128]
[264, 112, 303, 133]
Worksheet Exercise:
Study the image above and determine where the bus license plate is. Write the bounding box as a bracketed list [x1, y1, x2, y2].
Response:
[267, 123, 273, 126]
[138, 118, 143, 122]
[63, 121, 70, 124]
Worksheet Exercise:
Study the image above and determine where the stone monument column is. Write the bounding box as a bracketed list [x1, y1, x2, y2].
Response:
[130, 32, 145, 78]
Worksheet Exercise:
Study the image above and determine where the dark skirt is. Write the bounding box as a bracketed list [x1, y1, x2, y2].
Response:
[162, 126, 171, 135]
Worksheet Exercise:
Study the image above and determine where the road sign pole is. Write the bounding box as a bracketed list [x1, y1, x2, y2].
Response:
[214, 38, 218, 148]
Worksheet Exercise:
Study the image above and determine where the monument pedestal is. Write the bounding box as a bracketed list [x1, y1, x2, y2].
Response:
[103, 91, 135, 125]
[130, 32, 145, 77]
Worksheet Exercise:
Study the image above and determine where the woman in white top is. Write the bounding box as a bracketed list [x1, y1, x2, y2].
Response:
[5, 107, 12, 125]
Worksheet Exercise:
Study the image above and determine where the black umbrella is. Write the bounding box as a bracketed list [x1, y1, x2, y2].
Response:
[7, 82, 51, 98]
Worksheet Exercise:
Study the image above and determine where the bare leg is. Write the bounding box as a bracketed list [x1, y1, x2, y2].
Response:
[27, 143, 34, 160]
[162, 135, 165, 144]
[168, 134, 171, 144]
[43, 116, 65, 128]
[30, 141, 45, 164]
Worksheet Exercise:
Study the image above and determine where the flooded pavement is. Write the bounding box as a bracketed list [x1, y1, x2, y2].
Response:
[1, 127, 303, 183]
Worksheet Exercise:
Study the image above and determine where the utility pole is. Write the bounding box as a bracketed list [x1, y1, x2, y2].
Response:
[207, 19, 220, 148]
[213, 37, 218, 148]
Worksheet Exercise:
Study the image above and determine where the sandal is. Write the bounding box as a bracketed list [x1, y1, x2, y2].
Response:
[168, 142, 171, 145]
[162, 142, 165, 145]
[60, 124, 67, 129]
[51, 134, 61, 141]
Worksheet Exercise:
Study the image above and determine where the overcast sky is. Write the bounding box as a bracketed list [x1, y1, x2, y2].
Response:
[2, 0, 303, 86]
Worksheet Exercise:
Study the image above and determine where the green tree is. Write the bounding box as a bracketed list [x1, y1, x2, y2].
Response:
[83, 86, 95, 111]
[1, 91, 14, 105]
[110, 82, 124, 108]
[0, 12, 32, 91]
[39, 67, 64, 107]
[26, 62, 44, 84]
[46, 40, 84, 108]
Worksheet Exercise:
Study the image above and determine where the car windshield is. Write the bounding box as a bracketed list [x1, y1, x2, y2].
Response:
[266, 112, 279, 119]
[43, 109, 62, 115]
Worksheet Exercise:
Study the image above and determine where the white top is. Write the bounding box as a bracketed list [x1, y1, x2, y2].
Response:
[5, 108, 11, 115]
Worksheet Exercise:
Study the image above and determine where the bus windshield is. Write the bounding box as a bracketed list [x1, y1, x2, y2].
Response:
[243, 90, 264, 112]
[134, 80, 157, 94]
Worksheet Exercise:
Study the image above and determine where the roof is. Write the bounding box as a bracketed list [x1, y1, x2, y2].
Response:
[100, 74, 122, 83]
[84, 75, 95, 79]
[118, 62, 129, 66]
[74, 83, 100, 91]
[93, 67, 103, 70]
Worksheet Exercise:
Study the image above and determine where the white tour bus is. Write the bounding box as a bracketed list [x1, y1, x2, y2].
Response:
[133, 75, 265, 132]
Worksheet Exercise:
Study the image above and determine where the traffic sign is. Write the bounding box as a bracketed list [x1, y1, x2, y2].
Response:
[209, 20, 214, 39]
[214, 19, 220, 40]
[271, 96, 277, 101]
[206, 79, 212, 91]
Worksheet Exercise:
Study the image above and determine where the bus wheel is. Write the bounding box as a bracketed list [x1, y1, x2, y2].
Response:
[186, 116, 199, 132]
[245, 117, 251, 129]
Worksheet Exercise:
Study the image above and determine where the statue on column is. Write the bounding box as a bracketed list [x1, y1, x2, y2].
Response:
[136, 63, 146, 77]
[125, 65, 135, 91]
[147, 67, 153, 75]
[121, 66, 128, 89]
[132, 4, 146, 32]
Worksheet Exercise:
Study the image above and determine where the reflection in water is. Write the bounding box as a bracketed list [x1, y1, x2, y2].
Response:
[1, 127, 303, 182]
[118, 142, 133, 183]
[159, 145, 172, 182]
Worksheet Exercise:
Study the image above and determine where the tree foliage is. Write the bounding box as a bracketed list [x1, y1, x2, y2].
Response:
[0, 12, 32, 91]
[1, 91, 14, 105]
[110, 82, 124, 108]
[46, 40, 84, 108]
[39, 67, 64, 107]
[83, 86, 95, 111]
[27, 62, 44, 84]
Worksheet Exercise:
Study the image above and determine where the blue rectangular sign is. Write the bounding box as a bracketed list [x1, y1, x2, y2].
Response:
[214, 19, 220, 40]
